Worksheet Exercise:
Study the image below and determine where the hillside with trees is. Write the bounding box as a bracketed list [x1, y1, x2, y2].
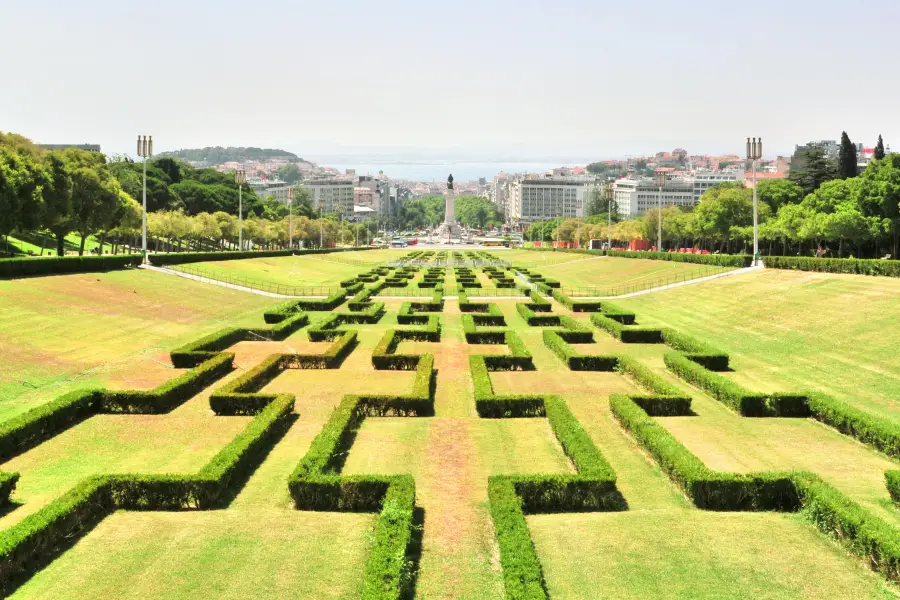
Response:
[156, 146, 302, 165]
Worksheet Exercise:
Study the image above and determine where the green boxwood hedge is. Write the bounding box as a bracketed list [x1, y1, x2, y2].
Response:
[148, 247, 375, 267]
[766, 256, 900, 277]
[0, 254, 142, 278]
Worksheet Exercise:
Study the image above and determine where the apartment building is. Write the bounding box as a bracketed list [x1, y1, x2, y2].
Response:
[302, 177, 356, 215]
[508, 175, 599, 225]
[692, 170, 744, 201]
[613, 177, 696, 218]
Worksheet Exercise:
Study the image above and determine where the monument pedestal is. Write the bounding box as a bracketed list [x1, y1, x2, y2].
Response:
[442, 188, 461, 239]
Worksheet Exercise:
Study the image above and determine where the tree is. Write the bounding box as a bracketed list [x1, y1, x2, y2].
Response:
[858, 154, 900, 258]
[694, 184, 760, 252]
[455, 196, 500, 228]
[0, 148, 45, 253]
[875, 135, 886, 161]
[42, 152, 74, 256]
[789, 148, 836, 196]
[277, 163, 302, 184]
[70, 167, 125, 255]
[838, 131, 858, 179]
[756, 179, 804, 214]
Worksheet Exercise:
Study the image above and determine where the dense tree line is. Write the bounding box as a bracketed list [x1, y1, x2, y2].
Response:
[552, 155, 900, 258]
[1, 133, 140, 256]
[385, 195, 502, 230]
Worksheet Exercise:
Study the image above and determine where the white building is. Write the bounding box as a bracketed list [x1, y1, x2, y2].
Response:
[613, 177, 696, 219]
[692, 170, 744, 201]
[508, 175, 600, 225]
[302, 177, 356, 216]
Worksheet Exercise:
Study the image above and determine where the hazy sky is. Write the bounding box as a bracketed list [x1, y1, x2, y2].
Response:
[3, 0, 898, 161]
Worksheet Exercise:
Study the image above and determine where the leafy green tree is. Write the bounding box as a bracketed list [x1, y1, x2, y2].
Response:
[838, 131, 858, 179]
[70, 167, 126, 255]
[756, 179, 804, 213]
[694, 183, 764, 252]
[277, 163, 302, 184]
[789, 148, 836, 195]
[858, 154, 900, 257]
[874, 135, 885, 161]
[455, 196, 500, 228]
[0, 148, 46, 253]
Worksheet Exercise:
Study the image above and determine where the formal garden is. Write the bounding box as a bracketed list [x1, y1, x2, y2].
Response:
[1, 248, 900, 599]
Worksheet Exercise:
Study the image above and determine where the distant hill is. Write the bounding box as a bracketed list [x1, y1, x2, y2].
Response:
[157, 146, 303, 165]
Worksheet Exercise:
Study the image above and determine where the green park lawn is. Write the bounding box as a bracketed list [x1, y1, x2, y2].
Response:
[0, 269, 274, 421]
[3, 253, 900, 599]
[172, 254, 371, 287]
[614, 268, 900, 424]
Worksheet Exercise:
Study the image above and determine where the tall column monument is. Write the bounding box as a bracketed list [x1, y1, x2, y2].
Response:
[443, 173, 458, 240]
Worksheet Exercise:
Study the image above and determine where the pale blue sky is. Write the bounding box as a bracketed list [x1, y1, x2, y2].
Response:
[2, 0, 897, 161]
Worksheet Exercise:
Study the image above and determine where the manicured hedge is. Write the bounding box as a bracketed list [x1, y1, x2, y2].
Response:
[542, 329, 618, 371]
[551, 289, 602, 312]
[0, 254, 142, 278]
[660, 329, 729, 371]
[597, 301, 635, 324]
[264, 290, 347, 322]
[523, 247, 752, 267]
[0, 472, 19, 504]
[663, 352, 808, 417]
[609, 394, 798, 511]
[101, 352, 234, 414]
[0, 393, 294, 591]
[765, 256, 900, 277]
[170, 313, 308, 367]
[517, 303, 561, 327]
[806, 393, 900, 459]
[886, 471, 900, 502]
[148, 247, 375, 266]
[590, 313, 662, 343]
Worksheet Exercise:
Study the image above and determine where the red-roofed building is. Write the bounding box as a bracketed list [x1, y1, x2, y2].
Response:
[743, 172, 786, 189]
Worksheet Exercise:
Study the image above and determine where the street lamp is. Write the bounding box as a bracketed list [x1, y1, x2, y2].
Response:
[746, 137, 762, 266]
[235, 169, 246, 250]
[605, 178, 614, 251]
[136, 135, 152, 261]
[655, 170, 666, 252]
[287, 186, 294, 250]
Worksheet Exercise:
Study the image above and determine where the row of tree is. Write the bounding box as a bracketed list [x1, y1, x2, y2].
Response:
[0, 133, 140, 256]
[384, 195, 502, 231]
[548, 153, 900, 258]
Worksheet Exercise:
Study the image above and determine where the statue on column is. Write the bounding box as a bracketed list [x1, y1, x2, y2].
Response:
[447, 174, 454, 190]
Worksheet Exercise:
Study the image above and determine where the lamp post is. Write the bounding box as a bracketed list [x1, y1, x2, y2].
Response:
[287, 186, 294, 250]
[655, 170, 666, 252]
[606, 179, 614, 251]
[136, 135, 152, 261]
[235, 169, 246, 250]
[746, 137, 762, 266]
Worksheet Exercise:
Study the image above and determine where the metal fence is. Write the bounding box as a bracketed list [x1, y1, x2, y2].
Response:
[564, 266, 733, 297]
[169, 264, 344, 297]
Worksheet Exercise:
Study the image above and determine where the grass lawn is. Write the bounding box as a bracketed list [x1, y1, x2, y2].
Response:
[6, 258, 900, 599]
[546, 256, 733, 293]
[0, 269, 274, 421]
[174, 255, 368, 287]
[528, 510, 896, 600]
[615, 268, 900, 424]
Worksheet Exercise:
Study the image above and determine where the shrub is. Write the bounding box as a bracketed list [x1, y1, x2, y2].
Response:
[886, 471, 900, 502]
[551, 289, 602, 312]
[0, 472, 19, 504]
[806, 393, 900, 458]
[0, 254, 142, 278]
[660, 328, 729, 371]
[0, 390, 101, 462]
[765, 256, 900, 277]
[147, 247, 375, 266]
[597, 301, 635, 324]
[101, 352, 234, 414]
[590, 314, 662, 343]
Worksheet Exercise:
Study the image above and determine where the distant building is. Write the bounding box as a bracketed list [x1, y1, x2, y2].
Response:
[692, 170, 744, 201]
[302, 177, 356, 216]
[39, 143, 101, 152]
[508, 175, 600, 225]
[613, 177, 695, 218]
[743, 172, 786, 189]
